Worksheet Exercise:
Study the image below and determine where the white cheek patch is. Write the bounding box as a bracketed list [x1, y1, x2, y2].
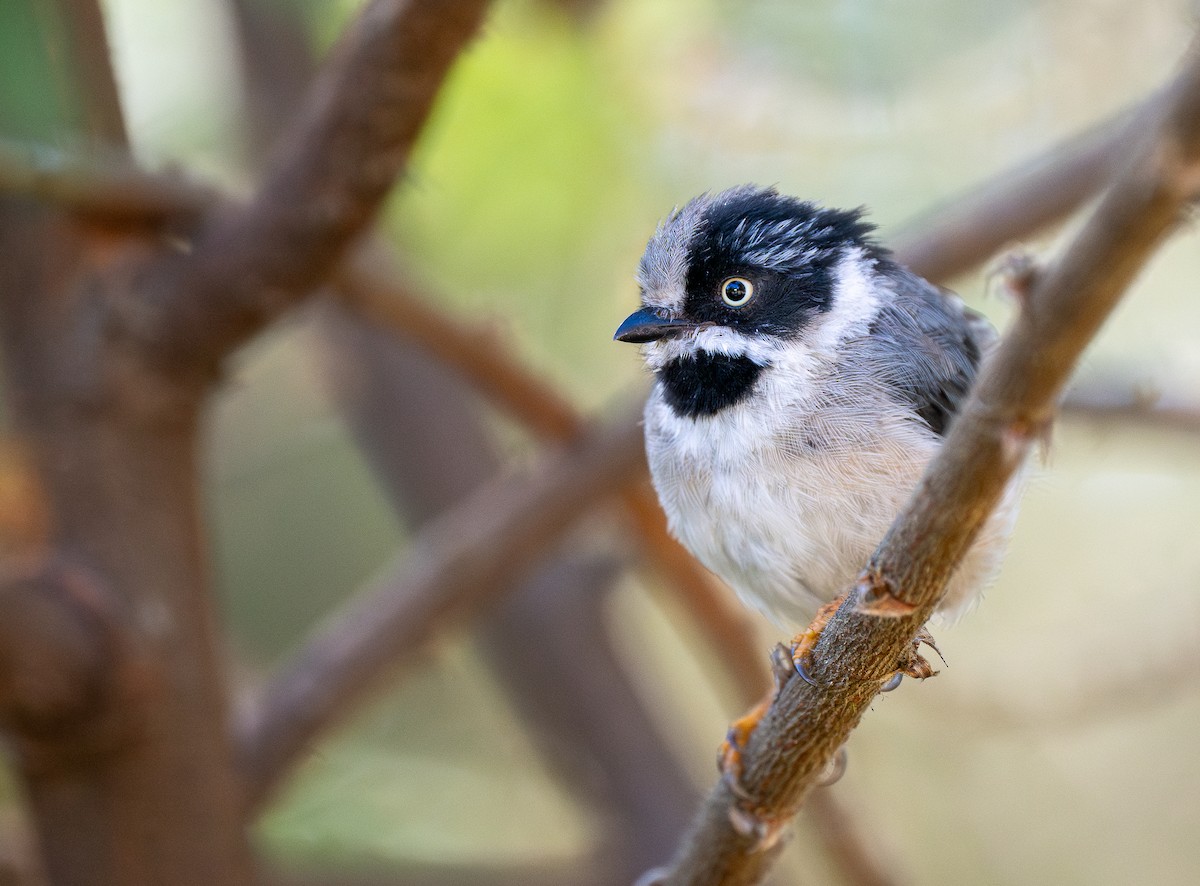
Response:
[641, 327, 785, 371]
[805, 248, 884, 355]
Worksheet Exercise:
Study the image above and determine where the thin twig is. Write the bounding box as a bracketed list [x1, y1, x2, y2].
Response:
[891, 89, 1170, 284]
[126, 0, 491, 373]
[237, 409, 644, 809]
[1061, 374, 1200, 433]
[655, 35, 1200, 886]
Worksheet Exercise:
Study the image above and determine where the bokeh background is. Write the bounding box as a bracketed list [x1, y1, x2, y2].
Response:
[3, 0, 1200, 883]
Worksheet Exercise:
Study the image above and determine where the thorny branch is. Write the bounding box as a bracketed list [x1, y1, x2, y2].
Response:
[654, 36, 1200, 886]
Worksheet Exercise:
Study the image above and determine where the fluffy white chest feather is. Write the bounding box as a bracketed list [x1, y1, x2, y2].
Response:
[644, 367, 940, 628]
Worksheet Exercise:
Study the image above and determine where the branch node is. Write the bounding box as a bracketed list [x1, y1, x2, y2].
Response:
[853, 568, 915, 618]
[0, 556, 136, 772]
[1000, 414, 1049, 466]
[986, 247, 1042, 306]
[727, 803, 790, 853]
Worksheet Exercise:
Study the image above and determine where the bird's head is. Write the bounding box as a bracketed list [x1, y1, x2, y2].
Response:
[615, 185, 892, 417]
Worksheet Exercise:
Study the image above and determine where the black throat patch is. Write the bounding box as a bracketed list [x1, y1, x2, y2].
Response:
[658, 353, 764, 418]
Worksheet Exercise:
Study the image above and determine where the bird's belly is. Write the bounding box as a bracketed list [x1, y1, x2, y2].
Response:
[647, 421, 932, 628]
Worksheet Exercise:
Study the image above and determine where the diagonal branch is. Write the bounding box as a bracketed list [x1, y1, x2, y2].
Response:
[655, 35, 1200, 886]
[127, 0, 491, 372]
[338, 252, 771, 700]
[50, 0, 128, 147]
[890, 87, 1171, 283]
[236, 410, 644, 808]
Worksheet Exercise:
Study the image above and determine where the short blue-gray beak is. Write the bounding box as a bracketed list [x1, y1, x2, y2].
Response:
[614, 307, 695, 343]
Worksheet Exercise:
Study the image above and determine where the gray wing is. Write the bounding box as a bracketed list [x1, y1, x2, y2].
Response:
[863, 270, 996, 437]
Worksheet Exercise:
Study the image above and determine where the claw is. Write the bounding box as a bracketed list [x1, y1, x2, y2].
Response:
[818, 745, 848, 786]
[880, 672, 904, 693]
[789, 594, 846, 687]
[719, 644, 802, 800]
[793, 646, 818, 686]
[718, 699, 768, 801]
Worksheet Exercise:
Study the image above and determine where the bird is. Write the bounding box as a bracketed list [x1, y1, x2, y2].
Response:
[614, 185, 1022, 777]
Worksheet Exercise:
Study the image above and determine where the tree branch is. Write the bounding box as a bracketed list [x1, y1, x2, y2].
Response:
[127, 0, 491, 372]
[654, 35, 1200, 886]
[891, 89, 1171, 284]
[1061, 373, 1200, 433]
[0, 138, 215, 221]
[237, 410, 644, 808]
[337, 255, 771, 698]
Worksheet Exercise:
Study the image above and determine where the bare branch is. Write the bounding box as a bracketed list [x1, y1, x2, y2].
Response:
[237, 410, 644, 808]
[656, 36, 1200, 886]
[892, 90, 1170, 284]
[338, 256, 772, 696]
[50, 0, 128, 147]
[1062, 373, 1200, 433]
[130, 0, 491, 371]
[0, 138, 215, 221]
[339, 255, 585, 440]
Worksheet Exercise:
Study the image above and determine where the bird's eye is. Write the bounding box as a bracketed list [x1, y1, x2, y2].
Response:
[720, 277, 755, 307]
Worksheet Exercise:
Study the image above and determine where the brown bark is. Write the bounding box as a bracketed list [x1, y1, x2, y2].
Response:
[237, 406, 646, 809]
[0, 1, 493, 883]
[123, 0, 492, 376]
[0, 209, 253, 885]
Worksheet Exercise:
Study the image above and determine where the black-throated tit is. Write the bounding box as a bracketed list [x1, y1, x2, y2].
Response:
[615, 185, 1020, 632]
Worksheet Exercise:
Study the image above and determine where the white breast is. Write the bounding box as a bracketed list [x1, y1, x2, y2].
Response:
[642, 360, 1013, 629]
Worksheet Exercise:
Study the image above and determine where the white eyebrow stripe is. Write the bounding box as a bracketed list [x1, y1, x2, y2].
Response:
[636, 195, 708, 314]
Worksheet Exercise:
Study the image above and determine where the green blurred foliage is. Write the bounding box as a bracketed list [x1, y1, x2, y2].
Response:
[0, 1, 89, 142]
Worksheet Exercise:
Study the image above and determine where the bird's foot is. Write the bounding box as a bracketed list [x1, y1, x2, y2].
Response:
[718, 645, 796, 801]
[790, 594, 846, 686]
